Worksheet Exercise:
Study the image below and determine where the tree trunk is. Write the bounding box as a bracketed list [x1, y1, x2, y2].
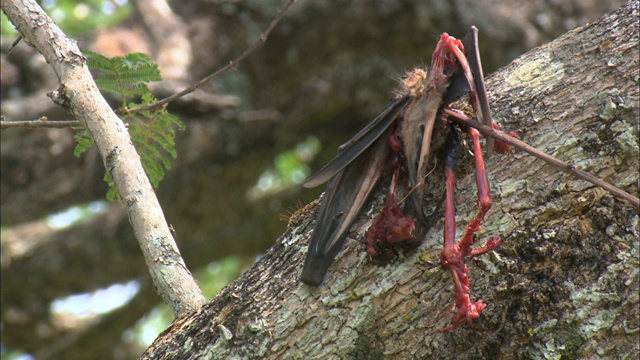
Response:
[141, 2, 639, 359]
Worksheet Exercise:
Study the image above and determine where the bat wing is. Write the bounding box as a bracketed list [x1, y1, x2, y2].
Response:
[303, 96, 410, 188]
[300, 130, 392, 285]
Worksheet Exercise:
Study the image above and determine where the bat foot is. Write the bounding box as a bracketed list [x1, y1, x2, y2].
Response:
[438, 235, 499, 331]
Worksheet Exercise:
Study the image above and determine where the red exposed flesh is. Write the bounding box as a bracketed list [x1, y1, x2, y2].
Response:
[365, 131, 414, 256]
[492, 122, 518, 154]
[430, 33, 465, 83]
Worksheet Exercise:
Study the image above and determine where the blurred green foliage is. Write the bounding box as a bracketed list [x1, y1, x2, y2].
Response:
[2, 0, 131, 37]
[248, 137, 321, 200]
[1, 0, 133, 37]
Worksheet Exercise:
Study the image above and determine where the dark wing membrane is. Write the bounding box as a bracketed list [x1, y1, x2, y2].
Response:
[303, 96, 410, 188]
[300, 131, 391, 285]
[442, 65, 471, 108]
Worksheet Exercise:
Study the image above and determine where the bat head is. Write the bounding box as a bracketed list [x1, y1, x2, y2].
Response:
[400, 69, 427, 97]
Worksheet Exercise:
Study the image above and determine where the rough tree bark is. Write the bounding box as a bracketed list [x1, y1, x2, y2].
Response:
[141, 2, 639, 359]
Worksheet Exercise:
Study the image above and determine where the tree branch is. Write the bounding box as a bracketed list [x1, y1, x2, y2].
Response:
[1, 119, 81, 129]
[1, 0, 205, 315]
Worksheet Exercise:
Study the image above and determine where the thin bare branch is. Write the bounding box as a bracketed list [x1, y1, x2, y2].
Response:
[445, 109, 640, 209]
[1, 119, 81, 129]
[122, 0, 297, 116]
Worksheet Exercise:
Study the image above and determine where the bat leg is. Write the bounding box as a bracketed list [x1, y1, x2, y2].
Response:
[438, 127, 501, 332]
[459, 127, 502, 263]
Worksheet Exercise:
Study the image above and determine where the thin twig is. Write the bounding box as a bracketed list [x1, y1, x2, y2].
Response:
[7, 35, 23, 54]
[1, 119, 82, 129]
[445, 109, 640, 209]
[121, 0, 297, 116]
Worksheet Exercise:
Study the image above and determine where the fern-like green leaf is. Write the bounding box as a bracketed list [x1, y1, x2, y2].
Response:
[78, 50, 185, 201]
[83, 50, 114, 72]
[127, 91, 184, 192]
[83, 50, 161, 98]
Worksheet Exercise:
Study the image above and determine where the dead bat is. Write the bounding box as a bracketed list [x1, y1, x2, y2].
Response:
[300, 27, 503, 332]
[298, 26, 639, 331]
